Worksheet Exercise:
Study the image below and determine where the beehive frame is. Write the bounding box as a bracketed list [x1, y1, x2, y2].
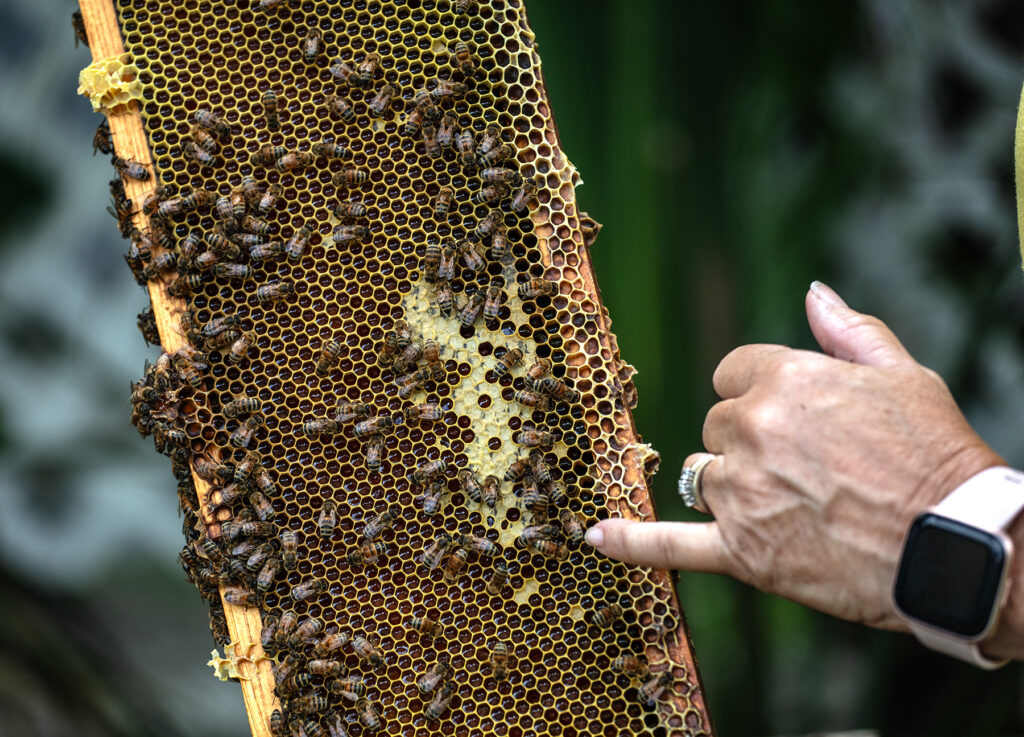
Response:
[77, 1, 713, 735]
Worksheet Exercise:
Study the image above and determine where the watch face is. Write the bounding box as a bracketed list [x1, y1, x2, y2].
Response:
[893, 514, 1008, 638]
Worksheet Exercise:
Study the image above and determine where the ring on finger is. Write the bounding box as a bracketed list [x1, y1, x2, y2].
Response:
[678, 453, 717, 515]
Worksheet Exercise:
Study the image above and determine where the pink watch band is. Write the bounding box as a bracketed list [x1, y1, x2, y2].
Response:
[906, 466, 1024, 670]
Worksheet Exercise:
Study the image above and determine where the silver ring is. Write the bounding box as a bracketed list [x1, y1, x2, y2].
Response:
[678, 455, 716, 514]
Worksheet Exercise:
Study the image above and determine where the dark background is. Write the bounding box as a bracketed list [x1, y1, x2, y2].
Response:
[2, 1, 1024, 735]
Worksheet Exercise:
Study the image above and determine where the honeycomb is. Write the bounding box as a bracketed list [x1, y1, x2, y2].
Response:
[77, 1, 712, 735]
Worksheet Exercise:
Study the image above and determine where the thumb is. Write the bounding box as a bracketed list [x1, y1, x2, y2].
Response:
[806, 281, 914, 368]
[584, 519, 731, 573]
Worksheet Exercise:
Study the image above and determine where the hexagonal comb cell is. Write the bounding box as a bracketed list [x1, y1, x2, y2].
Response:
[82, 0, 713, 735]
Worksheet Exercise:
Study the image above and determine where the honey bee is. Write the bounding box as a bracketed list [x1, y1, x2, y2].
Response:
[405, 403, 441, 422]
[420, 532, 453, 571]
[431, 78, 467, 101]
[392, 341, 423, 374]
[194, 108, 230, 138]
[353, 541, 388, 565]
[329, 675, 366, 701]
[210, 481, 246, 509]
[332, 168, 368, 187]
[215, 195, 235, 226]
[475, 122, 500, 157]
[327, 94, 355, 123]
[404, 105, 425, 137]
[513, 390, 550, 411]
[261, 615, 279, 654]
[413, 459, 447, 483]
[351, 635, 384, 667]
[289, 694, 329, 715]
[456, 129, 476, 170]
[302, 418, 342, 436]
[337, 402, 372, 421]
[258, 183, 282, 214]
[313, 631, 350, 658]
[303, 720, 325, 737]
[527, 539, 569, 560]
[611, 655, 650, 678]
[222, 396, 260, 418]
[473, 183, 508, 205]
[179, 231, 202, 265]
[239, 520, 277, 538]
[302, 28, 321, 63]
[425, 681, 456, 720]
[485, 561, 510, 596]
[475, 208, 502, 239]
[479, 142, 516, 168]
[112, 155, 149, 181]
[368, 84, 396, 117]
[142, 252, 177, 281]
[250, 241, 284, 261]
[108, 182, 134, 237]
[514, 524, 555, 547]
[312, 141, 350, 160]
[559, 509, 585, 544]
[278, 671, 316, 697]
[329, 58, 358, 87]
[434, 111, 456, 149]
[195, 456, 233, 483]
[592, 603, 623, 629]
[421, 122, 441, 158]
[517, 278, 559, 300]
[333, 201, 367, 218]
[256, 281, 297, 304]
[417, 656, 451, 693]
[522, 478, 548, 516]
[227, 331, 255, 365]
[222, 586, 258, 607]
[480, 167, 521, 186]
[318, 499, 337, 537]
[254, 465, 277, 497]
[434, 278, 455, 317]
[275, 152, 315, 172]
[511, 178, 539, 213]
[418, 480, 447, 516]
[395, 369, 426, 399]
[257, 556, 281, 591]
[528, 449, 552, 485]
[455, 0, 476, 14]
[354, 415, 393, 437]
[458, 291, 485, 329]
[280, 530, 299, 570]
[365, 433, 383, 468]
[279, 225, 311, 262]
[486, 348, 521, 380]
[457, 469, 482, 503]
[638, 671, 673, 707]
[254, 0, 286, 12]
[307, 659, 346, 677]
[92, 119, 112, 156]
[272, 649, 298, 683]
[453, 41, 475, 76]
[539, 376, 581, 403]
[435, 244, 456, 282]
[407, 615, 442, 639]
[325, 712, 347, 737]
[288, 616, 324, 649]
[355, 698, 382, 731]
[489, 641, 510, 681]
[526, 358, 551, 384]
[443, 547, 469, 583]
[206, 230, 241, 259]
[356, 53, 380, 87]
[434, 186, 453, 216]
[423, 243, 440, 282]
[481, 277, 505, 323]
[458, 238, 486, 273]
[183, 140, 215, 166]
[362, 507, 397, 541]
[517, 429, 556, 448]
[459, 534, 500, 557]
[72, 10, 88, 48]
[291, 578, 326, 602]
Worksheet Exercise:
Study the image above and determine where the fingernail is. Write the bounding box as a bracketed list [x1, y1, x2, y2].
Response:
[810, 280, 848, 308]
[585, 527, 604, 547]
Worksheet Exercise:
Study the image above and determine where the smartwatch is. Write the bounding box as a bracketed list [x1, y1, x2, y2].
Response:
[892, 466, 1024, 669]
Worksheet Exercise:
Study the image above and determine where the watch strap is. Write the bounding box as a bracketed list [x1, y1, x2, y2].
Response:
[903, 465, 1024, 669]
[931, 466, 1024, 532]
[908, 620, 1009, 670]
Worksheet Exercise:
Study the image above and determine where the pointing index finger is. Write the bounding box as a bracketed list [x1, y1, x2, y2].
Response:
[585, 519, 731, 574]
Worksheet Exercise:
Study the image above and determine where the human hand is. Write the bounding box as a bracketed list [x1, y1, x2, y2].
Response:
[586, 281, 1004, 635]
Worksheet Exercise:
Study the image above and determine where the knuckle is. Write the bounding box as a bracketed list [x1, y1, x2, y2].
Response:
[737, 402, 782, 439]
